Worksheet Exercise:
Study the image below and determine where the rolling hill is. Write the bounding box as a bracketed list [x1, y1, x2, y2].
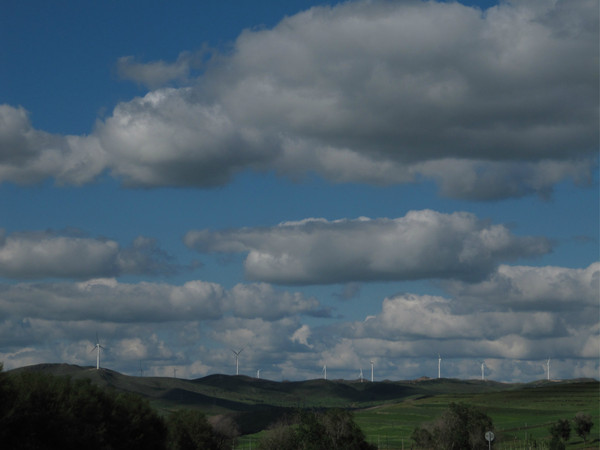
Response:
[6, 363, 599, 445]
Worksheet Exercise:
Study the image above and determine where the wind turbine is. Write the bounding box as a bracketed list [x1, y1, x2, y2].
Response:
[256, 369, 260, 379]
[481, 361, 485, 381]
[231, 347, 244, 375]
[359, 368, 363, 383]
[90, 333, 104, 370]
[438, 354, 441, 379]
[322, 364, 327, 380]
[370, 360, 374, 382]
[546, 357, 551, 381]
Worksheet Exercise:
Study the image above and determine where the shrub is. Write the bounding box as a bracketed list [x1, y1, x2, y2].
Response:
[412, 403, 494, 450]
[573, 412, 593, 444]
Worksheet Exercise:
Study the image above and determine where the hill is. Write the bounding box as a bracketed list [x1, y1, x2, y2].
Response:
[7, 363, 521, 411]
[7, 363, 599, 446]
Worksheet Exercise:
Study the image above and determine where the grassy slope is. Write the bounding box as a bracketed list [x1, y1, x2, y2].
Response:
[8, 364, 599, 448]
[354, 381, 600, 449]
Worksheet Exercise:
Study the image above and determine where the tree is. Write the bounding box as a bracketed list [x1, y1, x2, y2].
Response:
[258, 418, 299, 450]
[412, 403, 494, 450]
[0, 371, 167, 450]
[258, 409, 376, 450]
[166, 409, 219, 450]
[573, 412, 593, 444]
[549, 419, 571, 443]
[411, 427, 434, 449]
[208, 413, 240, 449]
[319, 409, 374, 450]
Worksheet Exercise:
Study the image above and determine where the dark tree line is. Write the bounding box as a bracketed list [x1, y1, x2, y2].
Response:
[0, 365, 237, 450]
[548, 413, 594, 450]
[258, 409, 376, 450]
[0, 365, 166, 449]
[0, 365, 372, 450]
[409, 401, 595, 450]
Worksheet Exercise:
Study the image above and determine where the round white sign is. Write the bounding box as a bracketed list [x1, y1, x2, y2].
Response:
[485, 431, 495, 442]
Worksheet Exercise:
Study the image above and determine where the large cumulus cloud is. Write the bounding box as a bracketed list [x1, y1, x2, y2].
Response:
[184, 210, 552, 284]
[1, 0, 597, 198]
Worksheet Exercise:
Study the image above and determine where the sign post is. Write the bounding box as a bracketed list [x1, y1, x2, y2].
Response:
[485, 431, 495, 450]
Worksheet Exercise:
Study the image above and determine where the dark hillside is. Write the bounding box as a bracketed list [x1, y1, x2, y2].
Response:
[6, 364, 598, 443]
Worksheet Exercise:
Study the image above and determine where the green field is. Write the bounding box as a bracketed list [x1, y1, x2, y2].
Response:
[9, 364, 599, 449]
[354, 382, 599, 449]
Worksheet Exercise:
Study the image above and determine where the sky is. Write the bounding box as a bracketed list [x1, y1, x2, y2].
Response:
[0, 0, 598, 383]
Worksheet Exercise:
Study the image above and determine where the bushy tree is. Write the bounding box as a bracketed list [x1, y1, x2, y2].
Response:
[549, 419, 571, 443]
[0, 371, 166, 450]
[319, 409, 373, 450]
[258, 409, 376, 450]
[412, 403, 494, 450]
[166, 409, 220, 450]
[208, 414, 240, 449]
[573, 412, 593, 444]
[258, 416, 299, 450]
[411, 427, 434, 449]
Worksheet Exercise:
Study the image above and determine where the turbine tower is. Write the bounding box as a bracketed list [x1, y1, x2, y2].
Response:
[322, 364, 327, 380]
[231, 347, 244, 375]
[256, 369, 260, 379]
[546, 357, 551, 381]
[91, 333, 104, 370]
[370, 360, 374, 382]
[438, 354, 441, 379]
[360, 368, 363, 383]
[481, 361, 485, 381]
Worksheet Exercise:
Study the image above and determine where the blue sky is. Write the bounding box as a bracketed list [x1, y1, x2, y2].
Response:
[0, 0, 598, 382]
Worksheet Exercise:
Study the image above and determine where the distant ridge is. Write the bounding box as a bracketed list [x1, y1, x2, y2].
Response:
[6, 363, 598, 435]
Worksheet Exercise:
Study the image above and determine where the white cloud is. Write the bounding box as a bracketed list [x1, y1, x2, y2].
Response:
[208, 317, 304, 358]
[291, 324, 313, 348]
[226, 283, 327, 320]
[0, 260, 597, 381]
[444, 262, 600, 310]
[0, 230, 177, 279]
[0, 105, 106, 185]
[185, 210, 551, 284]
[0, 0, 596, 198]
[116, 51, 204, 89]
[348, 294, 563, 342]
[0, 278, 322, 324]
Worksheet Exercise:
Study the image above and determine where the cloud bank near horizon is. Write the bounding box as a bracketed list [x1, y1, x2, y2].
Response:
[0, 261, 596, 380]
[0, 0, 597, 199]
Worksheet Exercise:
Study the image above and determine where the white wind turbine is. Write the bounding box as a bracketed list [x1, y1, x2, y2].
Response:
[370, 360, 374, 382]
[481, 361, 485, 381]
[438, 354, 442, 379]
[359, 368, 363, 383]
[546, 357, 551, 381]
[322, 364, 327, 380]
[91, 333, 105, 370]
[256, 369, 260, 379]
[231, 347, 244, 375]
